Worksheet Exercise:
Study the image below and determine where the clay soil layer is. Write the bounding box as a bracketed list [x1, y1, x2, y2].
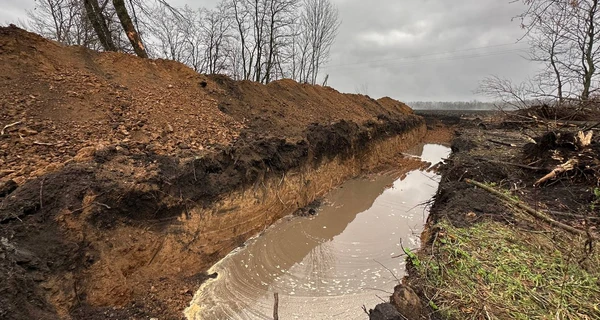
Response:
[0, 26, 426, 319]
[373, 110, 600, 320]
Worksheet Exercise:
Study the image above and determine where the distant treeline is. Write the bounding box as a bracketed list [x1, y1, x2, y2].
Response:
[407, 100, 507, 110]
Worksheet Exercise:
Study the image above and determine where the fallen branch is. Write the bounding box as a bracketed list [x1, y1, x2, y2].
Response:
[1, 121, 22, 135]
[147, 236, 167, 266]
[465, 178, 598, 241]
[534, 159, 577, 187]
[548, 210, 600, 220]
[475, 157, 545, 171]
[361, 305, 369, 316]
[374, 259, 401, 284]
[582, 121, 600, 132]
[487, 139, 516, 147]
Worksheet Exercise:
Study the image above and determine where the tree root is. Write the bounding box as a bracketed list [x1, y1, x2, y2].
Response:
[534, 159, 577, 187]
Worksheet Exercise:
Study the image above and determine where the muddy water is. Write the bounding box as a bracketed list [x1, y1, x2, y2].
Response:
[186, 144, 451, 320]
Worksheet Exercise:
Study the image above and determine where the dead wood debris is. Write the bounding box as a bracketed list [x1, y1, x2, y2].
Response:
[465, 178, 599, 241]
[524, 130, 599, 186]
[534, 159, 578, 187]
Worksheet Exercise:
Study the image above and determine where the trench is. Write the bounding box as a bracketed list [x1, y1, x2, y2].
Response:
[185, 143, 451, 320]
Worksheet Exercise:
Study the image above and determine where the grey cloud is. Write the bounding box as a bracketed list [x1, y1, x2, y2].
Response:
[1, 0, 34, 25]
[325, 0, 540, 101]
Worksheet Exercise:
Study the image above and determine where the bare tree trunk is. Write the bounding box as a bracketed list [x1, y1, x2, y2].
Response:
[581, 0, 598, 100]
[264, 8, 276, 83]
[83, 0, 116, 51]
[232, 0, 250, 79]
[253, 0, 265, 82]
[112, 0, 148, 58]
[47, 0, 64, 42]
[299, 0, 339, 84]
[549, 44, 563, 102]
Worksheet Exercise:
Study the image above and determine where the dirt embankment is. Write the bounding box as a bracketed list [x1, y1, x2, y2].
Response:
[0, 26, 425, 319]
[371, 110, 600, 319]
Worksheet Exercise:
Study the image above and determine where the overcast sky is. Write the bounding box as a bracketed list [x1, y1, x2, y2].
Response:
[1, 0, 537, 101]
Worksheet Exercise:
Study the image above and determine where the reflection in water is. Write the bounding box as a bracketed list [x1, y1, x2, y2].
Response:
[186, 144, 451, 320]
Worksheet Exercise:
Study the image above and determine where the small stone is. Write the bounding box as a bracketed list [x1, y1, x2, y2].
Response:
[178, 143, 190, 149]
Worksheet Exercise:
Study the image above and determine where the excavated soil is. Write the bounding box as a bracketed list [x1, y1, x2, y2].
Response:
[0, 26, 425, 319]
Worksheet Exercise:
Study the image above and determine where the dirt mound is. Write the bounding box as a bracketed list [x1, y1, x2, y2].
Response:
[0, 25, 412, 186]
[0, 25, 242, 187]
[0, 26, 421, 319]
[377, 97, 414, 115]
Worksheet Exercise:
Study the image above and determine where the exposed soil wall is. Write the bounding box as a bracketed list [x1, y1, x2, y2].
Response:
[0, 26, 426, 319]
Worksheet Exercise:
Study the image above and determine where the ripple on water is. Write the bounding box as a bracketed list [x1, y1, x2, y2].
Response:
[186, 144, 451, 320]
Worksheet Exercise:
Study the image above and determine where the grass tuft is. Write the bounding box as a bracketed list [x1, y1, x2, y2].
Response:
[416, 219, 600, 319]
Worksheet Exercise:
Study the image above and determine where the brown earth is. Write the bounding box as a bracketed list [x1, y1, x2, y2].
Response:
[371, 109, 600, 319]
[0, 26, 425, 320]
[420, 109, 600, 235]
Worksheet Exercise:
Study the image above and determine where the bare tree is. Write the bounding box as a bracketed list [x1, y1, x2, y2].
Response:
[526, 1, 573, 102]
[262, 0, 298, 82]
[148, 4, 188, 61]
[573, 0, 599, 100]
[477, 75, 537, 109]
[516, 0, 600, 101]
[26, 0, 100, 48]
[25, 0, 341, 83]
[293, 0, 340, 84]
[27, 0, 72, 43]
[202, 3, 233, 74]
[229, 0, 253, 79]
[226, 0, 301, 83]
[28, 0, 148, 57]
[180, 6, 206, 72]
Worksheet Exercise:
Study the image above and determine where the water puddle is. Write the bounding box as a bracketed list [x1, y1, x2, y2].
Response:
[186, 144, 451, 320]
